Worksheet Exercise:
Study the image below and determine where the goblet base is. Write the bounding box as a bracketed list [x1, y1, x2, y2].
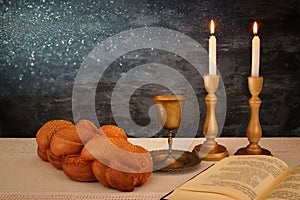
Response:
[234, 147, 272, 156]
[150, 150, 201, 171]
[193, 144, 228, 161]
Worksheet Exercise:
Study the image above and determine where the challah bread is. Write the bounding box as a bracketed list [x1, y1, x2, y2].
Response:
[99, 125, 127, 140]
[50, 125, 83, 157]
[36, 120, 74, 161]
[81, 126, 152, 191]
[37, 147, 48, 161]
[62, 155, 97, 182]
[46, 149, 64, 169]
[36, 121, 153, 191]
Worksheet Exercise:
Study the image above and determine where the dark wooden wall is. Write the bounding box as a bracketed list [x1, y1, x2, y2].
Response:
[0, 0, 299, 137]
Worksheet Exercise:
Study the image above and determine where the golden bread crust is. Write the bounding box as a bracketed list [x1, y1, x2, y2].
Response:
[50, 126, 83, 157]
[99, 125, 127, 140]
[46, 149, 64, 169]
[62, 155, 97, 182]
[36, 120, 74, 152]
[37, 147, 48, 162]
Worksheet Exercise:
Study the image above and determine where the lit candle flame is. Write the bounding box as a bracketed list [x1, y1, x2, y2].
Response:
[253, 21, 258, 35]
[210, 20, 215, 34]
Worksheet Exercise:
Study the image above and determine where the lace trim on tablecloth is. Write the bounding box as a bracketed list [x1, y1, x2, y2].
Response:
[0, 192, 164, 200]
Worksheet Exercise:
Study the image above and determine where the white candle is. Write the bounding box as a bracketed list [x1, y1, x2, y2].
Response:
[209, 20, 217, 75]
[251, 21, 260, 77]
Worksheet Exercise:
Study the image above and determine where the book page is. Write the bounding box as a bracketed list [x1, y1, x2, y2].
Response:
[266, 165, 300, 200]
[165, 189, 234, 200]
[166, 155, 290, 200]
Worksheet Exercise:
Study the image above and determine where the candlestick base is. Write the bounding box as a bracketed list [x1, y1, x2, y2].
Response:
[193, 143, 228, 161]
[235, 147, 272, 156]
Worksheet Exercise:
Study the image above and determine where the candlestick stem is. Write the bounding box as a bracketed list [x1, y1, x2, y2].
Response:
[168, 130, 173, 155]
[235, 77, 272, 155]
[193, 75, 228, 161]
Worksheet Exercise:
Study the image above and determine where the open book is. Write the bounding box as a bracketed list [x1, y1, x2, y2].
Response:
[163, 155, 300, 200]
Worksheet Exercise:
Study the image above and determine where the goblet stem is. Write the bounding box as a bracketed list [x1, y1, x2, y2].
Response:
[168, 130, 173, 155]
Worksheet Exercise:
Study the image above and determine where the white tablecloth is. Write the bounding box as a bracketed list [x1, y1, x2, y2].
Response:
[0, 137, 299, 199]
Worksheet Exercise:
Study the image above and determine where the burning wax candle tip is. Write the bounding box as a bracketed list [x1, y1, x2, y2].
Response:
[253, 21, 258, 35]
[210, 20, 215, 35]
